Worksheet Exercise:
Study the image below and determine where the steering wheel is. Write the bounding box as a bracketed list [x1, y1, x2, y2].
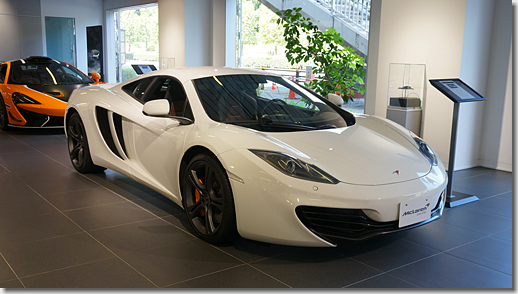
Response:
[260, 99, 288, 115]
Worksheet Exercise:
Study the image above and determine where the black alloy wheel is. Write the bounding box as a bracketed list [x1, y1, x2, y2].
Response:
[0, 96, 9, 131]
[182, 154, 238, 244]
[67, 112, 104, 173]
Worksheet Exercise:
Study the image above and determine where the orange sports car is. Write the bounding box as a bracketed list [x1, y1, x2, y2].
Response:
[0, 56, 102, 130]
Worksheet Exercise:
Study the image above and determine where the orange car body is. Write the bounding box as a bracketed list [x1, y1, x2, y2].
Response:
[0, 56, 103, 129]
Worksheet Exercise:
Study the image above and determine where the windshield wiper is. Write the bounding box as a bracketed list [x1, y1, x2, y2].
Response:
[257, 115, 316, 131]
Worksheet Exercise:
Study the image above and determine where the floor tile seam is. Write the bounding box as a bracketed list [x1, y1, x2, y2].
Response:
[478, 190, 513, 200]
[0, 252, 26, 288]
[16, 256, 116, 280]
[452, 171, 492, 181]
[0, 231, 86, 249]
[441, 251, 512, 276]
[245, 264, 293, 288]
[118, 235, 197, 256]
[246, 247, 305, 265]
[341, 271, 421, 288]
[10, 136, 74, 169]
[374, 251, 444, 276]
[58, 199, 139, 213]
[0, 162, 11, 173]
[25, 185, 160, 288]
[86, 217, 179, 233]
[454, 206, 513, 219]
[382, 272, 422, 288]
[159, 264, 247, 288]
[437, 216, 511, 235]
[34, 186, 118, 198]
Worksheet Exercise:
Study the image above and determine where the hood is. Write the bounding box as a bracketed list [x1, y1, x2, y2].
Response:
[246, 115, 431, 186]
[27, 84, 90, 102]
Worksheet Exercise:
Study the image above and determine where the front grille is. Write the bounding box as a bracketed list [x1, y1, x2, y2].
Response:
[296, 193, 443, 242]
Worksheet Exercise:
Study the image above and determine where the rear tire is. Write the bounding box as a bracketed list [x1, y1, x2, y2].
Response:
[182, 153, 238, 244]
[0, 96, 10, 131]
[67, 112, 105, 173]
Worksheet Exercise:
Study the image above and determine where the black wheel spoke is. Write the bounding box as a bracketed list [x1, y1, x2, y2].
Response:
[188, 170, 205, 192]
[70, 143, 82, 159]
[205, 166, 215, 194]
[186, 198, 204, 218]
[210, 201, 223, 212]
[205, 207, 215, 234]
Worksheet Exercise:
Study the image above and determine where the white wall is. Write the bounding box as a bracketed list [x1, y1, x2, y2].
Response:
[478, 0, 513, 171]
[365, 0, 468, 167]
[41, 0, 103, 74]
[455, 0, 495, 170]
[0, 0, 43, 61]
[184, 0, 212, 66]
[158, 0, 185, 67]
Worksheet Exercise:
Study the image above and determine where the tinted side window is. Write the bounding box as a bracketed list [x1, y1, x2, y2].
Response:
[121, 77, 154, 102]
[143, 76, 188, 117]
[0, 65, 6, 83]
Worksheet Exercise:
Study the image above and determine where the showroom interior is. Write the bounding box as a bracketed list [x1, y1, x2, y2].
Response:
[0, 0, 512, 289]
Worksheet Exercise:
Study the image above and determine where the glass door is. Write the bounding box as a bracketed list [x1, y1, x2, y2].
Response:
[45, 16, 77, 66]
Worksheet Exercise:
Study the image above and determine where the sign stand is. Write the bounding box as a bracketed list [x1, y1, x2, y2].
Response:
[429, 79, 486, 208]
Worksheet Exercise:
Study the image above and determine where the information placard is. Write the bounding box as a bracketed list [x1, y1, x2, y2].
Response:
[429, 78, 486, 103]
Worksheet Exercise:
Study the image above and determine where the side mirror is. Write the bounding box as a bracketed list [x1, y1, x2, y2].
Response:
[90, 72, 101, 83]
[143, 99, 170, 116]
[327, 93, 344, 107]
[143, 99, 194, 125]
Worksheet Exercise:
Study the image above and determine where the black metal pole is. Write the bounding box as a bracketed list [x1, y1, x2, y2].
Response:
[446, 102, 459, 198]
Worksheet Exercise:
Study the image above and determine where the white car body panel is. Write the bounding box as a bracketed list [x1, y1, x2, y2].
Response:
[65, 67, 448, 247]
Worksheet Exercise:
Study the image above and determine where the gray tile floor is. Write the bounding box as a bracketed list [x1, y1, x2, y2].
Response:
[0, 128, 513, 288]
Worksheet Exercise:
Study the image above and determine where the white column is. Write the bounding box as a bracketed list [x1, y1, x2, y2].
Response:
[158, 0, 185, 67]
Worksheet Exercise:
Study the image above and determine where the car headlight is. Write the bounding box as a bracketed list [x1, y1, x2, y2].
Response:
[250, 149, 339, 184]
[411, 134, 437, 166]
[12, 93, 41, 105]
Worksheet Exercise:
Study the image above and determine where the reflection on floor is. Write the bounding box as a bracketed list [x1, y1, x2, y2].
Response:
[0, 128, 512, 288]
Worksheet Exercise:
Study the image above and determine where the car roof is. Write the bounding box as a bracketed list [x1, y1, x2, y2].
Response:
[133, 66, 271, 83]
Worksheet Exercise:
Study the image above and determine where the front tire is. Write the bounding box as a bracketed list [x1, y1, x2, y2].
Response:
[0, 96, 10, 131]
[182, 153, 238, 244]
[67, 112, 105, 173]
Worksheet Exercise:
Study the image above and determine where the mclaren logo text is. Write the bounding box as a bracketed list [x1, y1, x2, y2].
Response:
[402, 203, 430, 216]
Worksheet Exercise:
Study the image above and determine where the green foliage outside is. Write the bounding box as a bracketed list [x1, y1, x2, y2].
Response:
[242, 0, 286, 47]
[121, 7, 158, 54]
[277, 8, 366, 101]
[122, 66, 138, 81]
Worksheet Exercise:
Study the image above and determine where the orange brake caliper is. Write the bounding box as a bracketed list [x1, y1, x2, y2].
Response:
[194, 178, 206, 216]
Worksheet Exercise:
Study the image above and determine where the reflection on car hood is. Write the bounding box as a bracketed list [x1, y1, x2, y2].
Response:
[254, 115, 431, 186]
[27, 84, 90, 102]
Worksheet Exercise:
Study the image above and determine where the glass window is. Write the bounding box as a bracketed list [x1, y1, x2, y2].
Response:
[143, 76, 187, 117]
[121, 77, 154, 101]
[193, 74, 351, 132]
[0, 65, 7, 83]
[7, 61, 92, 85]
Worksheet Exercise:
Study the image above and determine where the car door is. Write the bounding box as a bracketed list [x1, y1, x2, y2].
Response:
[124, 76, 194, 202]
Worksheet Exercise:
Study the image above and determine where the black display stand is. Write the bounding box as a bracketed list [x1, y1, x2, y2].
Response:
[429, 79, 486, 208]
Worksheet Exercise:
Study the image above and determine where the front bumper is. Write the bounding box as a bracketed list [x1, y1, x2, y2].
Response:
[295, 190, 445, 243]
[219, 149, 448, 247]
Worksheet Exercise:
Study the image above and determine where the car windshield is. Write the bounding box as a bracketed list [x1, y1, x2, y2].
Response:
[193, 74, 350, 132]
[8, 61, 93, 85]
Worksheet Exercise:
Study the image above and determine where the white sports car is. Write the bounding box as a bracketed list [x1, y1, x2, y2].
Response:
[65, 67, 447, 247]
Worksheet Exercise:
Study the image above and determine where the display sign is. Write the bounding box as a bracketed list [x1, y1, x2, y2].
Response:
[131, 64, 157, 75]
[398, 196, 432, 228]
[429, 78, 486, 103]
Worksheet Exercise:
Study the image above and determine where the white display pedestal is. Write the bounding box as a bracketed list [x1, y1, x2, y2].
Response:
[386, 107, 422, 136]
